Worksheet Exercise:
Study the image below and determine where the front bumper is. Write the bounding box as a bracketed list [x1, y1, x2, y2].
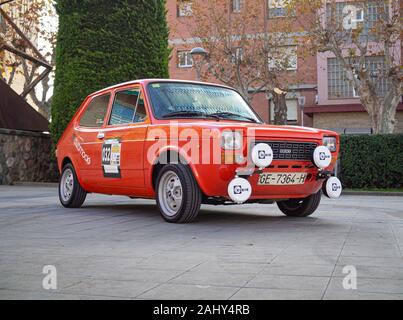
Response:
[195, 160, 334, 201]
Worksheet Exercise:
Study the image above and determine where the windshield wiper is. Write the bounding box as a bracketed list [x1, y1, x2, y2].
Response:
[162, 110, 220, 120]
[162, 111, 206, 118]
[207, 112, 258, 123]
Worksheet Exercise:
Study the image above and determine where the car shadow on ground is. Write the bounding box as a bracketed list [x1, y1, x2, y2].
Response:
[79, 202, 320, 225]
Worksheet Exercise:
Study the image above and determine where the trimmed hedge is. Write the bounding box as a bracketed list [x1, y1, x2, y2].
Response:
[339, 134, 403, 189]
[51, 0, 170, 144]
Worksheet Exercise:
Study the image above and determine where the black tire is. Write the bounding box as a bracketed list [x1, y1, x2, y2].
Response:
[277, 191, 321, 217]
[156, 164, 202, 223]
[59, 163, 87, 208]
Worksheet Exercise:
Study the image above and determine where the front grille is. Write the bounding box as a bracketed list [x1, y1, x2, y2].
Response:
[255, 141, 318, 161]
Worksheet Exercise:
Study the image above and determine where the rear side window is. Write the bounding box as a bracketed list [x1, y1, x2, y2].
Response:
[79, 94, 110, 127]
[109, 88, 147, 125]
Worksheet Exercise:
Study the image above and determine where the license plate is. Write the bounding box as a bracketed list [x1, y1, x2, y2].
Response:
[258, 172, 308, 185]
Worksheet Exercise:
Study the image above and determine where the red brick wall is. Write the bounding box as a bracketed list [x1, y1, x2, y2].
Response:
[165, 1, 401, 131]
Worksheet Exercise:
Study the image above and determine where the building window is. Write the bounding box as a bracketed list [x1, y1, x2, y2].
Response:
[326, 1, 388, 42]
[327, 56, 389, 99]
[9, 0, 30, 19]
[270, 100, 298, 123]
[177, 50, 193, 68]
[268, 46, 297, 71]
[177, 1, 193, 17]
[231, 47, 244, 63]
[232, 0, 243, 13]
[268, 0, 294, 18]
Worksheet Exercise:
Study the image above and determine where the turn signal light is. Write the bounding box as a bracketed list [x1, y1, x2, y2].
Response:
[221, 152, 246, 165]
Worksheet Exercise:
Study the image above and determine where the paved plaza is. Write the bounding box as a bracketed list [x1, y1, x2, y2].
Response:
[0, 185, 402, 300]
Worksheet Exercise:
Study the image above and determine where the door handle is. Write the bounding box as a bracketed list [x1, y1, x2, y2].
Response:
[97, 132, 105, 139]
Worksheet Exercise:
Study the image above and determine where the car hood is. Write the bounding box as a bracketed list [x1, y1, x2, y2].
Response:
[170, 120, 337, 141]
[243, 123, 335, 140]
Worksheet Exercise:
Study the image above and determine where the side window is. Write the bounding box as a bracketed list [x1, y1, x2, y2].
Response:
[79, 94, 110, 127]
[109, 88, 147, 125]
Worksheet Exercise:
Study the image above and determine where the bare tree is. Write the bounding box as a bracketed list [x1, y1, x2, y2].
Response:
[260, 3, 304, 125]
[0, 0, 56, 119]
[182, 0, 267, 104]
[291, 0, 402, 133]
[177, 0, 308, 125]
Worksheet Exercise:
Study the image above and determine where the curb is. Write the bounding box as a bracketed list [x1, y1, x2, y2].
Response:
[12, 182, 58, 187]
[343, 191, 403, 197]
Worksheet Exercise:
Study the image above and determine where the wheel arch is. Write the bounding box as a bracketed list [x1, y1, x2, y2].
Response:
[150, 148, 202, 193]
[59, 156, 86, 190]
[61, 156, 73, 169]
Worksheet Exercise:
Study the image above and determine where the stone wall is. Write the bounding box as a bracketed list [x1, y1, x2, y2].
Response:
[0, 129, 59, 185]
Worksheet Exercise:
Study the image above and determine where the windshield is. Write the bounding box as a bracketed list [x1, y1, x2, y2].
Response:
[147, 82, 262, 123]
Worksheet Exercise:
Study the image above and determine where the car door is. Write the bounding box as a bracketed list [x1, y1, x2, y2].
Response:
[74, 93, 112, 193]
[98, 85, 149, 193]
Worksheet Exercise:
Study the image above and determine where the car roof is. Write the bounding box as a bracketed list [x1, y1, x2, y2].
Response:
[90, 79, 234, 97]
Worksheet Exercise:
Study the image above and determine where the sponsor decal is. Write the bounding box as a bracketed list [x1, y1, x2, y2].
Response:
[258, 150, 266, 159]
[73, 136, 91, 165]
[332, 182, 341, 192]
[319, 151, 330, 161]
[233, 185, 249, 195]
[102, 138, 122, 178]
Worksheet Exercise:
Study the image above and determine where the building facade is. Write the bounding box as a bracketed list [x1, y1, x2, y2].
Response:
[167, 0, 403, 133]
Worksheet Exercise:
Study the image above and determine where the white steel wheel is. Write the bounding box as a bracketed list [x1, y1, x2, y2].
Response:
[60, 168, 74, 202]
[158, 171, 183, 216]
[155, 164, 202, 223]
[59, 163, 87, 208]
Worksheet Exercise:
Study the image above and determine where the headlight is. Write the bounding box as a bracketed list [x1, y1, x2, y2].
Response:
[221, 131, 242, 150]
[323, 136, 337, 152]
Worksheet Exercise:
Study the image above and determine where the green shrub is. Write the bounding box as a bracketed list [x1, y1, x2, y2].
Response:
[51, 0, 170, 144]
[339, 134, 403, 189]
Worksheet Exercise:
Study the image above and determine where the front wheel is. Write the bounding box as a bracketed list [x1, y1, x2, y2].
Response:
[156, 164, 202, 223]
[59, 163, 87, 208]
[277, 191, 321, 217]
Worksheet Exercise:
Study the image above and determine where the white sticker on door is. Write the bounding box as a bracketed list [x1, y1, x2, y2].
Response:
[102, 139, 121, 178]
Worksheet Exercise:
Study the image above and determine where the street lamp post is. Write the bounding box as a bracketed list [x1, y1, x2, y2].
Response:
[298, 96, 306, 127]
[190, 47, 208, 81]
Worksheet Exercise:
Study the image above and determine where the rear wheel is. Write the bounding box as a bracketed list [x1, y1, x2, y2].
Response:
[59, 163, 87, 208]
[156, 164, 202, 223]
[277, 191, 321, 217]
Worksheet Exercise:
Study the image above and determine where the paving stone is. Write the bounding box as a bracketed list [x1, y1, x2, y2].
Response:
[245, 274, 330, 292]
[230, 287, 322, 300]
[137, 283, 239, 300]
[1, 186, 403, 300]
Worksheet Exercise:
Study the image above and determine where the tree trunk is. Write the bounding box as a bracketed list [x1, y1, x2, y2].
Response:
[367, 100, 397, 134]
[272, 92, 287, 125]
[358, 82, 399, 134]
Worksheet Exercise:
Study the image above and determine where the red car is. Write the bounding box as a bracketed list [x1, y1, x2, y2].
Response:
[56, 79, 342, 223]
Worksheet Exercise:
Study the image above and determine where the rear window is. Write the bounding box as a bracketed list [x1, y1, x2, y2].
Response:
[79, 94, 110, 127]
